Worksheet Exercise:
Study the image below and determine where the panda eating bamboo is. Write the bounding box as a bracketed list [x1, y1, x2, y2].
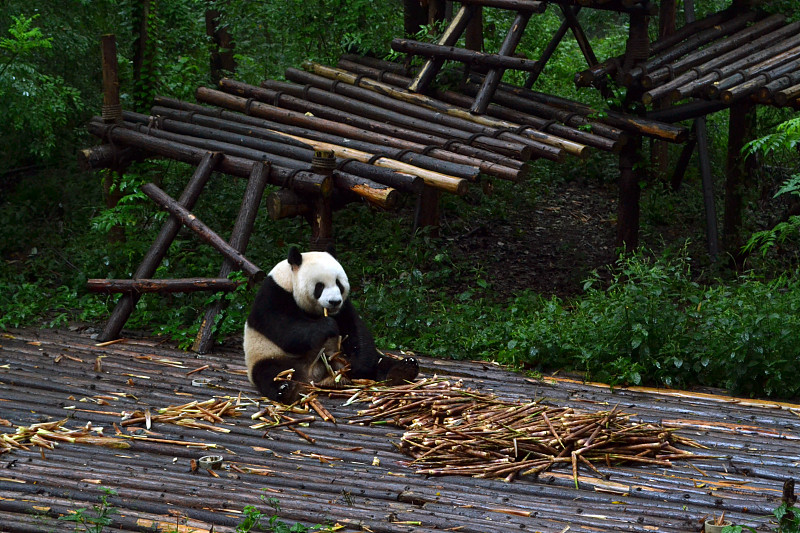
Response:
[243, 246, 419, 403]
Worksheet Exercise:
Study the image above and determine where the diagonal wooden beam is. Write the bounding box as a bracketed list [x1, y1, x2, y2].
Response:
[408, 4, 477, 93]
[471, 10, 532, 114]
[97, 151, 222, 342]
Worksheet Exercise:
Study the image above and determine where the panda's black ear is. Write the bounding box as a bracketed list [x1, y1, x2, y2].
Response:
[325, 243, 337, 258]
[287, 247, 303, 267]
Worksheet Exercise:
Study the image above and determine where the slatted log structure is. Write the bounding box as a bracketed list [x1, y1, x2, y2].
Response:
[1, 328, 799, 532]
[83, 1, 698, 349]
[577, 9, 800, 110]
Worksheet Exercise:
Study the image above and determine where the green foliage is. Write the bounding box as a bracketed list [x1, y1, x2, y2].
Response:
[236, 496, 326, 533]
[743, 117, 800, 256]
[59, 488, 118, 533]
[723, 502, 800, 533]
[0, 13, 83, 166]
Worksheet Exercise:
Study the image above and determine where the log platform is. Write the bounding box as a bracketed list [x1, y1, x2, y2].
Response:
[1, 327, 798, 532]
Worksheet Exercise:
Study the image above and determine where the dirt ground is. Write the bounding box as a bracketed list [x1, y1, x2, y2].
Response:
[449, 179, 619, 300]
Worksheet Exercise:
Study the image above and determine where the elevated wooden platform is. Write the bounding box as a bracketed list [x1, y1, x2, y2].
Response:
[1, 328, 797, 532]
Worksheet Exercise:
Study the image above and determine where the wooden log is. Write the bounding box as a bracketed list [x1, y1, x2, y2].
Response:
[617, 136, 641, 249]
[409, 4, 476, 93]
[333, 170, 401, 207]
[625, 11, 759, 87]
[758, 70, 800, 104]
[531, 0, 655, 14]
[526, 7, 578, 89]
[267, 188, 311, 220]
[167, 93, 526, 174]
[288, 66, 565, 161]
[208, 82, 531, 161]
[723, 101, 756, 267]
[560, 4, 598, 70]
[268, 130, 468, 194]
[642, 18, 798, 104]
[669, 31, 800, 103]
[774, 82, 800, 107]
[78, 144, 143, 171]
[471, 11, 531, 114]
[334, 57, 616, 153]
[100, 35, 122, 123]
[153, 101, 522, 183]
[645, 99, 728, 123]
[97, 151, 222, 342]
[392, 38, 542, 72]
[457, 0, 545, 11]
[717, 54, 800, 103]
[140, 182, 265, 281]
[489, 80, 689, 142]
[641, 14, 789, 90]
[122, 110, 430, 193]
[87, 119, 330, 195]
[87, 278, 241, 293]
[193, 161, 270, 354]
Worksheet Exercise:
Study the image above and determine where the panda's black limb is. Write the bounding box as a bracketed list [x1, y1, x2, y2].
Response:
[377, 355, 420, 385]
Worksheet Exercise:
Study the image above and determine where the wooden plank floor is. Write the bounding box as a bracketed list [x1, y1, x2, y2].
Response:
[1, 327, 797, 532]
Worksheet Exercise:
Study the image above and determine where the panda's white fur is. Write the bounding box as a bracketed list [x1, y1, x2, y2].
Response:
[244, 246, 419, 403]
[243, 248, 350, 401]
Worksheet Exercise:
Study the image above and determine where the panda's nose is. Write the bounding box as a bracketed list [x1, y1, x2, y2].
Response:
[328, 298, 342, 308]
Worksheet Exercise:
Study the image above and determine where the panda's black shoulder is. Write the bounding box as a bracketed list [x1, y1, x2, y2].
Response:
[247, 275, 299, 334]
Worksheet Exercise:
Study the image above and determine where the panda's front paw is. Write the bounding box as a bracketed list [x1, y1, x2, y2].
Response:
[380, 356, 419, 385]
[276, 381, 303, 404]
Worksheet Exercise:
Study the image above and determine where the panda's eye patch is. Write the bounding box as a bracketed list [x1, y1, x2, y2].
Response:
[314, 282, 324, 299]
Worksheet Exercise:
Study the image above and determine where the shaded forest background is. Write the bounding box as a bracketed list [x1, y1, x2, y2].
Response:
[2, 0, 800, 398]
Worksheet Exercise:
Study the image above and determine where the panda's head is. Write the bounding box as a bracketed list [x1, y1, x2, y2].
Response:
[270, 246, 350, 316]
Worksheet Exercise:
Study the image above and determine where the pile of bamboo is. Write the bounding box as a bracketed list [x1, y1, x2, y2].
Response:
[0, 418, 129, 457]
[120, 398, 242, 433]
[577, 9, 800, 109]
[350, 378, 704, 483]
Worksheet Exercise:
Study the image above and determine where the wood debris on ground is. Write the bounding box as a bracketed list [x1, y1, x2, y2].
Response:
[121, 397, 243, 432]
[0, 418, 129, 456]
[347, 377, 708, 484]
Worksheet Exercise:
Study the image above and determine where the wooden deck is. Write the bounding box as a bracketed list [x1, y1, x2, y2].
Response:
[1, 327, 798, 532]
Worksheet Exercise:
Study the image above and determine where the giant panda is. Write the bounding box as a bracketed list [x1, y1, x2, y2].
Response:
[244, 246, 419, 403]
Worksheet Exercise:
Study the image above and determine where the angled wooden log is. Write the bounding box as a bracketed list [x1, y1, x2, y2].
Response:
[471, 11, 532, 114]
[87, 119, 330, 195]
[773, 81, 800, 107]
[97, 151, 222, 342]
[288, 66, 565, 161]
[78, 144, 143, 171]
[141, 182, 265, 282]
[267, 188, 311, 220]
[668, 31, 800, 103]
[718, 54, 800, 103]
[393, 39, 541, 72]
[526, 7, 578, 89]
[209, 81, 530, 160]
[625, 11, 759, 87]
[758, 70, 800, 103]
[153, 102, 521, 184]
[642, 18, 798, 104]
[408, 4, 476, 93]
[87, 278, 241, 293]
[193, 161, 270, 354]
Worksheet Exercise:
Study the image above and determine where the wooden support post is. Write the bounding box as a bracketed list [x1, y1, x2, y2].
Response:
[309, 149, 336, 251]
[617, 135, 641, 249]
[403, 0, 427, 37]
[100, 34, 124, 243]
[98, 151, 222, 342]
[414, 186, 441, 236]
[723, 101, 755, 268]
[685, 0, 719, 262]
[141, 182, 265, 281]
[193, 161, 271, 354]
[101, 35, 122, 124]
